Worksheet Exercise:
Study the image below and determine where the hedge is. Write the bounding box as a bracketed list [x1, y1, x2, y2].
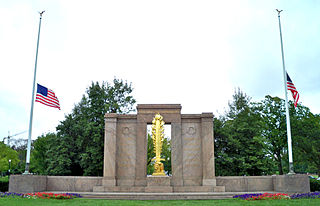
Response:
[310, 178, 320, 192]
[0, 177, 8, 192]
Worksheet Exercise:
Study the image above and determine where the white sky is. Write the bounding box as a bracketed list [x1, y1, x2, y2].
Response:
[1, 0, 320, 141]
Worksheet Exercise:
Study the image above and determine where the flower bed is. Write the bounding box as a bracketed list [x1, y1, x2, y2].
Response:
[234, 192, 320, 200]
[291, 192, 320, 199]
[0, 192, 82, 199]
[233, 193, 290, 200]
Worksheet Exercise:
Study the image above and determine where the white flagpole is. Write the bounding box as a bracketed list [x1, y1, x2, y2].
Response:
[276, 9, 295, 174]
[24, 11, 45, 175]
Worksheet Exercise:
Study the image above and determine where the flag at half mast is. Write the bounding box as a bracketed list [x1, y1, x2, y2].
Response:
[35, 84, 60, 110]
[286, 72, 300, 107]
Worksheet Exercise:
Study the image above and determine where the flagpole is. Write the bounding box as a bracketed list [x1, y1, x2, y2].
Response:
[24, 11, 45, 175]
[276, 9, 295, 174]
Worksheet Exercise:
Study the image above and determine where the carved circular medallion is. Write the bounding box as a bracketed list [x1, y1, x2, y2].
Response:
[187, 127, 196, 135]
[122, 127, 130, 135]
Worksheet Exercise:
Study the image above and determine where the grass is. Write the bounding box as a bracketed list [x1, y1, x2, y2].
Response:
[0, 198, 320, 206]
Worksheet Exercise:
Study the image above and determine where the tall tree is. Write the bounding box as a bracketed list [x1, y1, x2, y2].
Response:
[0, 142, 19, 173]
[41, 78, 136, 176]
[30, 133, 55, 175]
[10, 138, 28, 173]
[214, 89, 271, 176]
[290, 104, 320, 175]
[258, 95, 287, 175]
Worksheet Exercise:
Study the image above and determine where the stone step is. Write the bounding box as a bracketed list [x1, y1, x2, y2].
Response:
[81, 192, 234, 200]
[93, 185, 225, 193]
[50, 191, 273, 200]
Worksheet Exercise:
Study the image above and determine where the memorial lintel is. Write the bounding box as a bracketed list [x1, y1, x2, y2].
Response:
[104, 113, 118, 118]
[137, 104, 181, 114]
[105, 113, 137, 119]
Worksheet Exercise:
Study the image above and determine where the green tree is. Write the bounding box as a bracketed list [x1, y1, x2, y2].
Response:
[214, 89, 272, 176]
[44, 78, 136, 176]
[290, 104, 320, 175]
[0, 142, 19, 173]
[10, 138, 28, 173]
[258, 95, 287, 175]
[30, 133, 55, 175]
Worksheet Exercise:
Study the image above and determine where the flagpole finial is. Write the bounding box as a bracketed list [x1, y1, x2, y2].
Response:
[39, 10, 45, 17]
[276, 9, 283, 16]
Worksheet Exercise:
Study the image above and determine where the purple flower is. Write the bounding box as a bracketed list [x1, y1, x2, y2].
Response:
[233, 193, 263, 199]
[290, 192, 320, 199]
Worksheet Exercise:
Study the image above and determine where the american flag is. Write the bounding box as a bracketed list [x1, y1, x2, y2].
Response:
[35, 84, 60, 110]
[286, 73, 299, 107]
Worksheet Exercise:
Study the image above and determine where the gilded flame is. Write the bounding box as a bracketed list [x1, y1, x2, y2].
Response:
[151, 113, 166, 176]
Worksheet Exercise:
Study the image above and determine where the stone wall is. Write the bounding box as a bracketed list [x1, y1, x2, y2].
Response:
[9, 175, 46, 193]
[9, 175, 103, 193]
[216, 175, 310, 193]
[47, 176, 102, 192]
[9, 175, 310, 193]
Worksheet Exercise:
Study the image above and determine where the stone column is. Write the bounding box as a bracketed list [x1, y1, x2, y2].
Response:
[134, 120, 147, 186]
[102, 113, 117, 186]
[171, 122, 183, 186]
[201, 113, 216, 186]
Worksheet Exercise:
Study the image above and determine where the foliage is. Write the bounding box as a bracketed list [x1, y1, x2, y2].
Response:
[30, 134, 54, 175]
[216, 92, 320, 176]
[0, 177, 8, 192]
[290, 105, 320, 176]
[23, 82, 320, 178]
[257, 95, 288, 175]
[0, 142, 19, 173]
[214, 89, 272, 176]
[32, 78, 136, 176]
[10, 138, 28, 174]
[310, 179, 320, 192]
[256, 95, 320, 175]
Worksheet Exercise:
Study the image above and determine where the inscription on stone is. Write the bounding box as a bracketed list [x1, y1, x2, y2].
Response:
[182, 123, 202, 179]
[117, 124, 136, 178]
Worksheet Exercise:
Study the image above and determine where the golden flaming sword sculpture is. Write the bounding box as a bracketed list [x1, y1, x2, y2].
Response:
[151, 113, 166, 176]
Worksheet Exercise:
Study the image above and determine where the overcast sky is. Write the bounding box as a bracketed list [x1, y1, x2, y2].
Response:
[1, 0, 320, 141]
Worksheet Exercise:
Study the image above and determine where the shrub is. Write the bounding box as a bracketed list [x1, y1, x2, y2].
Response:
[310, 179, 320, 192]
[0, 177, 9, 192]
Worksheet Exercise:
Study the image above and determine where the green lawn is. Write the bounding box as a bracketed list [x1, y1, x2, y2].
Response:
[0, 198, 320, 206]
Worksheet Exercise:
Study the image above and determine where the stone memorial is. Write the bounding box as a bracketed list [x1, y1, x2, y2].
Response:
[93, 104, 224, 192]
[9, 104, 310, 196]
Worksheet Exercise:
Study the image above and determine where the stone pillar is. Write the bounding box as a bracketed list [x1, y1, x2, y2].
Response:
[171, 122, 183, 186]
[201, 113, 216, 186]
[103, 113, 117, 186]
[134, 119, 147, 186]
